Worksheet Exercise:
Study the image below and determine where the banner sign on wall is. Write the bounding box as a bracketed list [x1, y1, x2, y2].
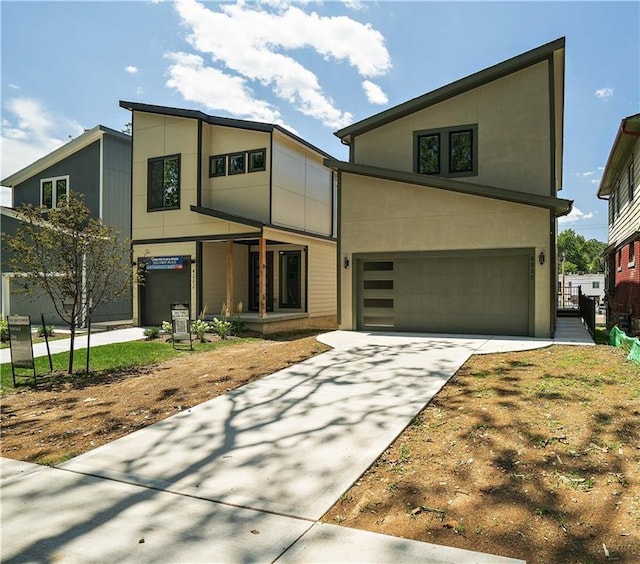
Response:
[146, 257, 183, 270]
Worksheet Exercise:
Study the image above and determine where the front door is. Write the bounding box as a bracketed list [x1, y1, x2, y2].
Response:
[249, 251, 274, 312]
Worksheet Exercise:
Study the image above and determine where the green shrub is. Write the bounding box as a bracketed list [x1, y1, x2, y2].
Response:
[191, 319, 211, 343]
[144, 326, 160, 339]
[212, 317, 232, 340]
[38, 325, 55, 338]
[0, 319, 8, 343]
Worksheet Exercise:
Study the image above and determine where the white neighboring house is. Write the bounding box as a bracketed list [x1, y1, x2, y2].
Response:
[558, 273, 605, 306]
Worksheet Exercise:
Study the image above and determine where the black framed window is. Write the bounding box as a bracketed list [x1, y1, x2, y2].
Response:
[148, 154, 180, 211]
[414, 124, 477, 177]
[449, 129, 473, 173]
[229, 152, 245, 175]
[40, 175, 69, 209]
[417, 134, 440, 174]
[248, 148, 266, 172]
[279, 250, 301, 308]
[209, 155, 226, 177]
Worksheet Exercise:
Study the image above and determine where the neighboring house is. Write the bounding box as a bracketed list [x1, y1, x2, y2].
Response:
[557, 273, 605, 308]
[119, 101, 337, 333]
[597, 113, 640, 335]
[325, 38, 572, 338]
[1, 125, 132, 325]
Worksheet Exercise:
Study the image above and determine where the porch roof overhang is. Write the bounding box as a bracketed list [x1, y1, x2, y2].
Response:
[190, 205, 337, 242]
[325, 159, 573, 217]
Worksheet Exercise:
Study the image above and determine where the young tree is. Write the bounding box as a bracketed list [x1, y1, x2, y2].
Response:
[6, 192, 131, 374]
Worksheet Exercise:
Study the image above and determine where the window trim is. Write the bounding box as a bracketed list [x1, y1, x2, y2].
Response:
[147, 153, 181, 212]
[209, 155, 226, 177]
[40, 175, 70, 209]
[414, 124, 478, 178]
[228, 152, 246, 175]
[248, 148, 267, 173]
[629, 242, 636, 269]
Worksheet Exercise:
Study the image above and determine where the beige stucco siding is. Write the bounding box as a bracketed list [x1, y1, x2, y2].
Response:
[262, 227, 336, 318]
[339, 174, 552, 336]
[202, 124, 270, 222]
[353, 61, 551, 196]
[271, 135, 333, 237]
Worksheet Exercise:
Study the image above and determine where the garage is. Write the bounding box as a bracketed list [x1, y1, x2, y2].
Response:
[358, 250, 533, 336]
[140, 256, 192, 326]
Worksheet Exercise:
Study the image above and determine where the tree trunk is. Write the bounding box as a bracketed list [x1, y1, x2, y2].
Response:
[67, 320, 76, 374]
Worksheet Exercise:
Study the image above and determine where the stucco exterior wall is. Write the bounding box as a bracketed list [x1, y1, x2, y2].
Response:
[271, 134, 333, 237]
[202, 123, 271, 222]
[339, 174, 552, 336]
[353, 61, 552, 196]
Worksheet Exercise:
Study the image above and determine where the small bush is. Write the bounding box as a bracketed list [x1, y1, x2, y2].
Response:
[191, 319, 211, 343]
[0, 319, 8, 342]
[161, 320, 172, 333]
[38, 325, 55, 338]
[212, 317, 232, 340]
[144, 326, 160, 339]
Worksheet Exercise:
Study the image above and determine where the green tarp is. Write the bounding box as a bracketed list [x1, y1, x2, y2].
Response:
[609, 326, 640, 365]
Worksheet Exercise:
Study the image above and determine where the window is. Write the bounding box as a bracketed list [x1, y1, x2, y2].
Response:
[615, 180, 621, 216]
[148, 154, 180, 211]
[209, 155, 226, 177]
[279, 251, 301, 308]
[629, 158, 635, 201]
[629, 242, 636, 267]
[415, 124, 477, 177]
[617, 249, 622, 271]
[40, 175, 69, 208]
[228, 153, 245, 175]
[248, 149, 266, 172]
[592, 281, 600, 289]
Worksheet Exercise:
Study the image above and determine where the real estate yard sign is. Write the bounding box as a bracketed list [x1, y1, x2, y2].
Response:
[7, 315, 36, 386]
[171, 303, 192, 350]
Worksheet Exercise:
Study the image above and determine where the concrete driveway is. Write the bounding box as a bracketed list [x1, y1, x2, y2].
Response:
[0, 331, 548, 563]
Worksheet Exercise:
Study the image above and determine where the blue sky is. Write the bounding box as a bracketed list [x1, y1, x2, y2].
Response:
[1, 0, 638, 243]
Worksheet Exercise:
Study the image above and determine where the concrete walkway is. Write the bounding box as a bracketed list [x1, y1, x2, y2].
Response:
[2, 328, 593, 563]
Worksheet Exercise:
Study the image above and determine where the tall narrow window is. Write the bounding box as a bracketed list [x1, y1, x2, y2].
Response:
[449, 129, 473, 173]
[417, 134, 440, 174]
[279, 251, 301, 308]
[40, 175, 69, 209]
[148, 154, 180, 211]
[629, 242, 636, 267]
[629, 159, 635, 201]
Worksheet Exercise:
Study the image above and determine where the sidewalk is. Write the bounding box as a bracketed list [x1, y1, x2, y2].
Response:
[0, 327, 147, 365]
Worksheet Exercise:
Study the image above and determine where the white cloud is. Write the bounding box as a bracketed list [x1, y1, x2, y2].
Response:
[136, 86, 144, 95]
[343, 0, 365, 10]
[595, 87, 614, 99]
[125, 65, 138, 74]
[8, 84, 20, 90]
[558, 206, 595, 225]
[169, 0, 391, 128]
[362, 80, 388, 105]
[0, 97, 84, 179]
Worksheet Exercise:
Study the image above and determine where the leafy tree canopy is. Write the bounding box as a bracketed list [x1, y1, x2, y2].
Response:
[558, 229, 606, 274]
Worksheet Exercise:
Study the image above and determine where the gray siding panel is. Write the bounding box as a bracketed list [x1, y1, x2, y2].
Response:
[102, 134, 132, 237]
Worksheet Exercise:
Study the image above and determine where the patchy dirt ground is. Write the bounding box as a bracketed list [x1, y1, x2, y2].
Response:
[1, 337, 639, 563]
[0, 335, 329, 465]
[324, 345, 640, 563]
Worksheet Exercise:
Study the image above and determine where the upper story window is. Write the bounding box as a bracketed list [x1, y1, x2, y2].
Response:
[209, 155, 226, 177]
[629, 158, 635, 201]
[414, 124, 477, 177]
[41, 175, 69, 209]
[229, 153, 246, 175]
[148, 154, 180, 211]
[248, 149, 266, 172]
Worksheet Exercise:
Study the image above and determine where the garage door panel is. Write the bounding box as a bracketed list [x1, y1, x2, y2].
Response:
[359, 252, 531, 336]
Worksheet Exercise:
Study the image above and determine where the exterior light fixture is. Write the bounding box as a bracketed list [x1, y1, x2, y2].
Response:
[343, 256, 350, 269]
[538, 251, 545, 265]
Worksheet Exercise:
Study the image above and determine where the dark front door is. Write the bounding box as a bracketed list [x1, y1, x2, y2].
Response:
[249, 251, 274, 312]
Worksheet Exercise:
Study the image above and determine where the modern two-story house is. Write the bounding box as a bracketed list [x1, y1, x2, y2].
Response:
[598, 113, 640, 335]
[1, 125, 132, 325]
[119, 101, 337, 333]
[325, 38, 572, 337]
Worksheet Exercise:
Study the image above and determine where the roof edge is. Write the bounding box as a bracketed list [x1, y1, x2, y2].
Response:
[325, 159, 573, 216]
[335, 37, 566, 142]
[597, 113, 640, 198]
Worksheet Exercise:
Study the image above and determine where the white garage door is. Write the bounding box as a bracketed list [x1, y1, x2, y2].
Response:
[358, 251, 532, 336]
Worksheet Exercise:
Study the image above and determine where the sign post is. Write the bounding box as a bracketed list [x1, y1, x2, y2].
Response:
[170, 303, 192, 350]
[7, 315, 36, 387]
